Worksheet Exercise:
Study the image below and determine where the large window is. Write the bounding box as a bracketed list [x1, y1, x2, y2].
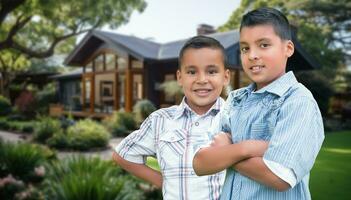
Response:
[106, 54, 116, 71]
[95, 54, 104, 72]
[118, 74, 125, 110]
[132, 74, 143, 104]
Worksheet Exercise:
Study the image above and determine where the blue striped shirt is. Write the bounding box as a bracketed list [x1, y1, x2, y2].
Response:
[220, 71, 324, 200]
[115, 97, 225, 200]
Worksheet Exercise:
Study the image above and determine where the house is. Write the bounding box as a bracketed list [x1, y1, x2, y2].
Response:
[54, 25, 319, 118]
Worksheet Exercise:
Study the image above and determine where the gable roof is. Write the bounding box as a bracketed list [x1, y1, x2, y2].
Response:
[65, 30, 320, 70]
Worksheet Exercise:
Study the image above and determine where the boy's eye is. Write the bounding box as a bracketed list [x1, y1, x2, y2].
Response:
[240, 47, 249, 53]
[208, 69, 218, 75]
[260, 43, 270, 48]
[186, 70, 196, 75]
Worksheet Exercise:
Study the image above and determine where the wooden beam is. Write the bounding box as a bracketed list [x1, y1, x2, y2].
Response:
[125, 56, 132, 112]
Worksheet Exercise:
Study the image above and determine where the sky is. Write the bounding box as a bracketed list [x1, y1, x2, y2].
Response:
[103, 0, 241, 43]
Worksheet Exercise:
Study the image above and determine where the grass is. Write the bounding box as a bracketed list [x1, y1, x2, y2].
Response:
[310, 130, 351, 200]
[146, 130, 351, 200]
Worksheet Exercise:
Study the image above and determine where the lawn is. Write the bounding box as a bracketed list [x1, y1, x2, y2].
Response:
[310, 130, 351, 200]
[146, 130, 351, 199]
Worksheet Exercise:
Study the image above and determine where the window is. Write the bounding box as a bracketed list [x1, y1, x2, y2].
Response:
[117, 57, 127, 71]
[106, 54, 116, 71]
[132, 60, 143, 69]
[95, 54, 104, 72]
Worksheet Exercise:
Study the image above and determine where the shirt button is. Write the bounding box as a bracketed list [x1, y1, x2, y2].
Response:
[191, 171, 195, 175]
[170, 136, 175, 141]
[195, 122, 199, 126]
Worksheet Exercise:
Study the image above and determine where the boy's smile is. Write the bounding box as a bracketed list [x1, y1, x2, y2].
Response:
[239, 25, 294, 90]
[177, 48, 230, 115]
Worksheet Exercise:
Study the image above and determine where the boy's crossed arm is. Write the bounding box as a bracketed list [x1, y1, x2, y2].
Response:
[193, 133, 290, 191]
[193, 133, 268, 175]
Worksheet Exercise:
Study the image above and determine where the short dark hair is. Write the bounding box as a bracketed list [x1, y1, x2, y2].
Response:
[240, 7, 292, 40]
[178, 35, 227, 69]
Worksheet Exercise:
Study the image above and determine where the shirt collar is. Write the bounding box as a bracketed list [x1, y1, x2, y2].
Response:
[254, 71, 298, 97]
[174, 97, 224, 119]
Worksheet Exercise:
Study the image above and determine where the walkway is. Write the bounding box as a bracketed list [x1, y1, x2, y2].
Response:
[0, 130, 123, 160]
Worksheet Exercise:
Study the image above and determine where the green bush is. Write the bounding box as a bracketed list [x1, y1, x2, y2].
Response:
[0, 140, 51, 182]
[33, 117, 62, 143]
[35, 83, 57, 114]
[104, 111, 136, 137]
[0, 118, 10, 130]
[0, 95, 12, 116]
[133, 100, 156, 124]
[67, 119, 110, 150]
[47, 132, 69, 149]
[44, 156, 124, 200]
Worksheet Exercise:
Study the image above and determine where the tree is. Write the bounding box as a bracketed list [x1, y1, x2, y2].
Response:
[0, 0, 146, 58]
[0, 0, 146, 96]
[218, 0, 350, 116]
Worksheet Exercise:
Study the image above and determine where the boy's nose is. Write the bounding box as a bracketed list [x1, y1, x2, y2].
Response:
[248, 50, 259, 61]
[196, 73, 208, 83]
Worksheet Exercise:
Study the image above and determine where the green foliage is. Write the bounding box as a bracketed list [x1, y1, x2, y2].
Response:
[66, 119, 110, 150]
[104, 111, 136, 137]
[46, 132, 69, 149]
[34, 83, 57, 114]
[44, 156, 125, 200]
[0, 95, 12, 116]
[0, 140, 50, 182]
[159, 80, 184, 104]
[33, 117, 62, 143]
[133, 99, 156, 124]
[0, 118, 10, 130]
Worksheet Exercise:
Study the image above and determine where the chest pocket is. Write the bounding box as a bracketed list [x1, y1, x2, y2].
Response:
[159, 129, 186, 156]
[250, 123, 273, 140]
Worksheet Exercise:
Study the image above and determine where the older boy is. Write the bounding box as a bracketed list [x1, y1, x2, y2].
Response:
[113, 36, 268, 200]
[193, 7, 324, 200]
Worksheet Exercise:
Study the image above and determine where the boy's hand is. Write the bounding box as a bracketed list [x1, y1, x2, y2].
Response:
[242, 140, 269, 157]
[210, 132, 232, 147]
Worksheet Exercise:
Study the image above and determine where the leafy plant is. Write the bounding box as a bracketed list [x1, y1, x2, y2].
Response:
[103, 111, 136, 137]
[0, 95, 12, 116]
[44, 156, 125, 200]
[133, 100, 156, 124]
[0, 141, 51, 182]
[66, 119, 110, 150]
[33, 117, 62, 143]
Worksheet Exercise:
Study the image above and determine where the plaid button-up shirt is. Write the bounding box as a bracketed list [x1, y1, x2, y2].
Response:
[115, 98, 225, 200]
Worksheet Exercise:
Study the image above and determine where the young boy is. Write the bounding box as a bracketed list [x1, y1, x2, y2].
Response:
[193, 7, 324, 200]
[112, 36, 268, 200]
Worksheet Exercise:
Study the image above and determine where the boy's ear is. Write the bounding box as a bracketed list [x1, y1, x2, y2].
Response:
[176, 70, 182, 86]
[285, 40, 294, 58]
[224, 69, 230, 86]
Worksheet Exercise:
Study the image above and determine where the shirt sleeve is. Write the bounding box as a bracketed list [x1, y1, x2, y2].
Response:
[263, 158, 297, 188]
[114, 116, 156, 164]
[263, 96, 324, 183]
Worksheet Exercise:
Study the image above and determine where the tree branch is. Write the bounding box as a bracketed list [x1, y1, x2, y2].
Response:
[11, 29, 91, 58]
[0, 0, 26, 25]
[0, 15, 32, 50]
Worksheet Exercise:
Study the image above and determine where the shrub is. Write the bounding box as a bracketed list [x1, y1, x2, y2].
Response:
[47, 132, 69, 149]
[35, 83, 57, 114]
[66, 119, 110, 150]
[33, 117, 62, 143]
[104, 111, 136, 137]
[0, 141, 51, 182]
[0, 95, 12, 116]
[0, 118, 10, 130]
[44, 156, 125, 200]
[133, 100, 156, 124]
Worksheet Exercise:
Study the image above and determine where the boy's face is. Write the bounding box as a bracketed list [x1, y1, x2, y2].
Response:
[239, 24, 294, 90]
[177, 48, 230, 115]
